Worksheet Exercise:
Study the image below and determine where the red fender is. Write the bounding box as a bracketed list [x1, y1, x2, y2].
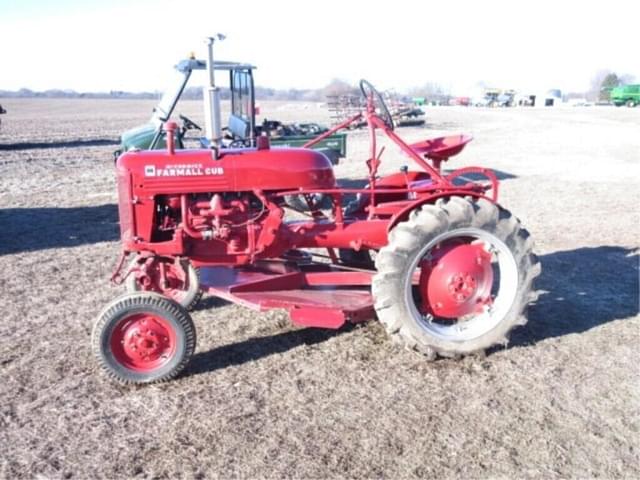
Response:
[387, 191, 493, 232]
[387, 166, 499, 231]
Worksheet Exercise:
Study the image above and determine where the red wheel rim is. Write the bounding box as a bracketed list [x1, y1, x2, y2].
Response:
[419, 241, 494, 319]
[407, 228, 519, 342]
[135, 260, 190, 304]
[110, 312, 177, 372]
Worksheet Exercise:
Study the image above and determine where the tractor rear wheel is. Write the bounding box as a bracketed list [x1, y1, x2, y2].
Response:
[372, 196, 540, 359]
[125, 256, 202, 310]
[92, 292, 196, 384]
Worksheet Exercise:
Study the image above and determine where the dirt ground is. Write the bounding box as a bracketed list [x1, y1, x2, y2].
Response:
[0, 98, 638, 479]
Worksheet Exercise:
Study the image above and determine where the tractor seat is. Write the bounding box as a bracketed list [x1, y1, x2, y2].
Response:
[409, 134, 472, 161]
[228, 114, 251, 140]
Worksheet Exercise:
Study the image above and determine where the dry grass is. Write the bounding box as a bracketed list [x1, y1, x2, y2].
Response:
[0, 99, 639, 479]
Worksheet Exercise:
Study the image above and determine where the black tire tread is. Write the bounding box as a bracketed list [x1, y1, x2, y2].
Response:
[372, 196, 540, 360]
[92, 292, 196, 385]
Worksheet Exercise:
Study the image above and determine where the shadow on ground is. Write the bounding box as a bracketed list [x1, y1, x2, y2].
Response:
[0, 204, 119, 255]
[0, 138, 118, 151]
[512, 245, 639, 346]
[188, 245, 638, 378]
[186, 325, 354, 377]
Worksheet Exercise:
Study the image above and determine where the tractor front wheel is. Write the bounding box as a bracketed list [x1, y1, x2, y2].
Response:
[92, 292, 196, 384]
[125, 256, 202, 310]
[372, 197, 540, 359]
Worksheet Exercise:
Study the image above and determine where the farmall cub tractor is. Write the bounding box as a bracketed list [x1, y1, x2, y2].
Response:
[93, 45, 539, 384]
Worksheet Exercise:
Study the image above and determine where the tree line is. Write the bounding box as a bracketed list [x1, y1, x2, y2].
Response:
[0, 70, 635, 102]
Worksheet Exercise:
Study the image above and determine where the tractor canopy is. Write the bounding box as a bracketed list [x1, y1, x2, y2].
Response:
[117, 48, 346, 162]
[119, 59, 256, 153]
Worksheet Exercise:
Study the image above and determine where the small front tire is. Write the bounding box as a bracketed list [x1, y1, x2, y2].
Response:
[92, 292, 196, 384]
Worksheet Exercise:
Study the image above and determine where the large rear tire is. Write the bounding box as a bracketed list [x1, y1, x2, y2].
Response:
[372, 196, 540, 359]
[92, 292, 196, 384]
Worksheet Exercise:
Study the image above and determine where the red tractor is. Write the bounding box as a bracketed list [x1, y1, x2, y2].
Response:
[93, 80, 540, 384]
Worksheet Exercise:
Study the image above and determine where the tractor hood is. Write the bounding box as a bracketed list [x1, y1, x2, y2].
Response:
[120, 121, 163, 152]
[117, 146, 336, 193]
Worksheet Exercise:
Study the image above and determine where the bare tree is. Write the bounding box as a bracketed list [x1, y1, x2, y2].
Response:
[408, 82, 450, 105]
[588, 69, 636, 101]
[600, 73, 621, 101]
[322, 79, 359, 97]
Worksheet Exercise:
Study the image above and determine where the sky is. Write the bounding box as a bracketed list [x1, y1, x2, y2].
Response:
[0, 0, 638, 95]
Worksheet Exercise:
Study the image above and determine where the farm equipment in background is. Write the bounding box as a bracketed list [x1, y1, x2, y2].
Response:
[384, 91, 426, 127]
[117, 45, 346, 163]
[450, 97, 471, 106]
[254, 120, 344, 165]
[496, 90, 516, 107]
[389, 105, 426, 127]
[610, 84, 640, 107]
[472, 89, 515, 107]
[327, 94, 368, 128]
[327, 92, 426, 128]
[94, 71, 540, 384]
[258, 121, 328, 137]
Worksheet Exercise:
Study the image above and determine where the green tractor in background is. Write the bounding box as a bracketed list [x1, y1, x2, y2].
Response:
[610, 84, 640, 107]
[117, 39, 346, 164]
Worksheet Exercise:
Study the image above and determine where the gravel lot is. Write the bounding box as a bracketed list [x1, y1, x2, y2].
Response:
[0, 98, 638, 479]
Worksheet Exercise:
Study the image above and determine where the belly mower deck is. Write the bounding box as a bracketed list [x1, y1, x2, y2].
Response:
[198, 261, 375, 329]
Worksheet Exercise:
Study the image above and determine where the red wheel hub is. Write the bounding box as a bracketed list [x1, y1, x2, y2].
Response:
[419, 242, 494, 318]
[110, 313, 176, 372]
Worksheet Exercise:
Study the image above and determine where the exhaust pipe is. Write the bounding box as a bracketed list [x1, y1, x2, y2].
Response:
[203, 34, 225, 157]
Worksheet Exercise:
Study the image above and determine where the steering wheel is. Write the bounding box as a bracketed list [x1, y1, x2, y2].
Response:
[179, 114, 202, 131]
[359, 79, 394, 130]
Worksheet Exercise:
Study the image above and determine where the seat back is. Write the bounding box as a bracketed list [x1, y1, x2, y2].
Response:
[228, 114, 250, 140]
